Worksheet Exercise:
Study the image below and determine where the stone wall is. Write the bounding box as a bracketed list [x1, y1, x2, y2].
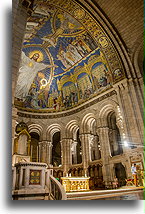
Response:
[91, 0, 143, 52]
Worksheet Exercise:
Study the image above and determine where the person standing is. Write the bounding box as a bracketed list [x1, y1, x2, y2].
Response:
[131, 164, 138, 186]
[112, 176, 118, 189]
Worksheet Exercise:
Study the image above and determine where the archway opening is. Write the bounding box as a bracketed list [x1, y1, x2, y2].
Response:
[52, 131, 61, 167]
[114, 163, 127, 187]
[30, 132, 39, 162]
[88, 164, 104, 190]
[108, 112, 123, 156]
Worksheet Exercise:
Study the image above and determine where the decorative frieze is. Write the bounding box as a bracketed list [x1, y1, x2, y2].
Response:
[17, 90, 117, 118]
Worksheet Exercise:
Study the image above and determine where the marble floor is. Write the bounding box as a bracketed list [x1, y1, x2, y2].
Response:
[95, 190, 144, 200]
[66, 187, 144, 200]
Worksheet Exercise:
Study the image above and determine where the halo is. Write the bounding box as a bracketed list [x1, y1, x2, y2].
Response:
[29, 50, 44, 62]
[40, 78, 48, 87]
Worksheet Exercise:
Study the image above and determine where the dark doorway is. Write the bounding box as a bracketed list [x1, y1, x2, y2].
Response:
[76, 129, 82, 164]
[52, 132, 61, 166]
[30, 132, 39, 162]
[115, 163, 127, 186]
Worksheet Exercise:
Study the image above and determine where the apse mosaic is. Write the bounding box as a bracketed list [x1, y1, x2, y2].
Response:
[15, 0, 125, 112]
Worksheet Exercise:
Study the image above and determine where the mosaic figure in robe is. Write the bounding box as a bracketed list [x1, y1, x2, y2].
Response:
[15, 51, 55, 101]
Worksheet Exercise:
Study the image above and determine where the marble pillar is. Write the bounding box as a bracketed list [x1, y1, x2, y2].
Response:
[39, 141, 52, 165]
[114, 81, 143, 148]
[71, 140, 77, 164]
[61, 138, 72, 176]
[98, 127, 112, 187]
[79, 134, 92, 176]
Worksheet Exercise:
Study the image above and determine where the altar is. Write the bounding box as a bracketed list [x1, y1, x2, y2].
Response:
[61, 177, 90, 192]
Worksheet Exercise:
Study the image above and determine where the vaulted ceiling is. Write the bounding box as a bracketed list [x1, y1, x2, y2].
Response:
[14, 0, 127, 113]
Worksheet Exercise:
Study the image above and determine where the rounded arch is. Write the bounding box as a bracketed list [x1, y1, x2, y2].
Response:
[28, 124, 43, 139]
[97, 99, 125, 131]
[65, 120, 79, 140]
[80, 113, 96, 134]
[132, 33, 143, 78]
[46, 124, 62, 141]
[76, 0, 134, 79]
[107, 111, 117, 129]
[98, 99, 119, 119]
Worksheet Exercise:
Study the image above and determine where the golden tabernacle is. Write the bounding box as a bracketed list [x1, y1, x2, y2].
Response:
[61, 177, 90, 192]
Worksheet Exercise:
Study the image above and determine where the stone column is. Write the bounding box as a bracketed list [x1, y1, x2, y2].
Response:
[122, 159, 132, 179]
[12, 167, 16, 190]
[79, 134, 91, 176]
[12, 107, 18, 155]
[61, 138, 72, 176]
[108, 163, 115, 180]
[38, 141, 52, 165]
[71, 140, 77, 164]
[98, 127, 112, 187]
[47, 142, 53, 165]
[114, 81, 143, 149]
[89, 135, 94, 162]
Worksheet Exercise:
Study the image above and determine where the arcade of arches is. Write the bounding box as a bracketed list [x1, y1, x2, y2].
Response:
[12, 0, 143, 194]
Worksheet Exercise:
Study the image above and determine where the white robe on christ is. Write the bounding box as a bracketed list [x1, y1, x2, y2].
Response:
[15, 51, 48, 100]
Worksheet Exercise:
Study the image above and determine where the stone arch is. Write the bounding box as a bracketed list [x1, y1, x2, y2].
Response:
[65, 120, 79, 140]
[98, 100, 125, 135]
[65, 120, 82, 165]
[108, 111, 117, 129]
[46, 124, 62, 167]
[131, 33, 143, 78]
[28, 124, 43, 139]
[80, 113, 96, 134]
[46, 124, 62, 141]
[98, 101, 118, 120]
[97, 100, 121, 125]
[78, 0, 135, 79]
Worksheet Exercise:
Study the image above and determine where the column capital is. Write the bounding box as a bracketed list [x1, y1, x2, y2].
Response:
[61, 138, 73, 145]
[72, 140, 78, 146]
[39, 141, 52, 147]
[97, 126, 110, 133]
[79, 133, 94, 140]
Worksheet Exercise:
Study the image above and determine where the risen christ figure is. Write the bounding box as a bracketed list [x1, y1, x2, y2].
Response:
[15, 51, 54, 101]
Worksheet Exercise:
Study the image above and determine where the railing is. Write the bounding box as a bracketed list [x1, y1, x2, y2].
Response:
[49, 175, 67, 200]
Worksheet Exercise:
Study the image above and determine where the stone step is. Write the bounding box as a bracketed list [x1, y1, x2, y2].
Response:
[66, 187, 144, 200]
